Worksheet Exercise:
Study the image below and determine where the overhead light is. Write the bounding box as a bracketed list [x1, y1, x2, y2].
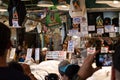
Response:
[0, 8, 7, 12]
[107, 2, 120, 7]
[37, 0, 54, 7]
[0, 6, 7, 12]
[56, 1, 69, 11]
[21, 0, 30, 1]
[96, 0, 120, 7]
[96, 0, 120, 4]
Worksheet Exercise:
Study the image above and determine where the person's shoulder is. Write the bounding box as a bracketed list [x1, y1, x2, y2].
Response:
[0, 67, 29, 80]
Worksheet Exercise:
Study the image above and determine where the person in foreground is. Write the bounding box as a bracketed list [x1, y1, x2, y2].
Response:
[0, 22, 31, 80]
[59, 50, 101, 80]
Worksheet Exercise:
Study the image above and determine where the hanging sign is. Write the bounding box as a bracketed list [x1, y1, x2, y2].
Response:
[69, 0, 86, 18]
[12, 7, 20, 28]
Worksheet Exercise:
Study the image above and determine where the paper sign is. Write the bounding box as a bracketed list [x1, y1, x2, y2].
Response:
[26, 48, 32, 60]
[88, 25, 95, 31]
[67, 40, 74, 52]
[87, 47, 96, 55]
[101, 47, 109, 53]
[46, 51, 66, 60]
[12, 20, 20, 28]
[35, 48, 40, 61]
[9, 48, 16, 59]
[97, 28, 104, 34]
[105, 25, 115, 33]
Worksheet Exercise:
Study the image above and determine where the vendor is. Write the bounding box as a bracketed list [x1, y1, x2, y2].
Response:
[40, 47, 48, 62]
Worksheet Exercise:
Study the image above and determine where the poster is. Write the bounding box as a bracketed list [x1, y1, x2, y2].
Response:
[26, 48, 32, 61]
[105, 25, 115, 33]
[67, 40, 74, 52]
[35, 48, 40, 61]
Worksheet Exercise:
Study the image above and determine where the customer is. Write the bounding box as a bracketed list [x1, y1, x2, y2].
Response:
[0, 22, 29, 80]
[112, 38, 120, 80]
[59, 50, 101, 80]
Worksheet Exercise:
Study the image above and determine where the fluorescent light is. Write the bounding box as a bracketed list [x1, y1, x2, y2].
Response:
[56, 2, 69, 11]
[21, 0, 30, 1]
[96, 0, 120, 7]
[96, 0, 113, 4]
[0, 8, 7, 12]
[37, 0, 54, 7]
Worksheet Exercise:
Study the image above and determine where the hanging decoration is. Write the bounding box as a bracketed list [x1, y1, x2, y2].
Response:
[69, 0, 86, 18]
[8, 0, 26, 27]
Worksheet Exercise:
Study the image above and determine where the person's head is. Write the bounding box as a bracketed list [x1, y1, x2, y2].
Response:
[58, 60, 80, 80]
[45, 73, 59, 80]
[0, 22, 11, 56]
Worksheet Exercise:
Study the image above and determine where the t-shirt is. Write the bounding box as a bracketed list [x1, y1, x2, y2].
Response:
[0, 67, 30, 80]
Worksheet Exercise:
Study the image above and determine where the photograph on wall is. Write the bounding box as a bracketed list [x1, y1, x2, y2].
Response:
[104, 25, 115, 33]
[97, 28, 104, 34]
[88, 25, 95, 31]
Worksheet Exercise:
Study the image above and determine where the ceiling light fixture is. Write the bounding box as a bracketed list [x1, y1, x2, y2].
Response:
[37, 0, 54, 7]
[0, 8, 7, 12]
[96, 0, 120, 7]
[21, 0, 30, 1]
[56, 1, 69, 11]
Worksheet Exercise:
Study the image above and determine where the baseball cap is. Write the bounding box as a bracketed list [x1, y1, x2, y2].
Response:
[59, 63, 80, 79]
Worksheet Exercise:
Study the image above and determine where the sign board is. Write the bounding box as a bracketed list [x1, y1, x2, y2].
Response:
[46, 51, 66, 60]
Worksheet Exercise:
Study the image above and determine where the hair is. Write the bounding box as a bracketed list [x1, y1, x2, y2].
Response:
[0, 22, 11, 56]
[45, 73, 59, 80]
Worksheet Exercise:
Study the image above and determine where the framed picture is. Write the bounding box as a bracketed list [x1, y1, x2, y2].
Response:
[104, 25, 115, 33]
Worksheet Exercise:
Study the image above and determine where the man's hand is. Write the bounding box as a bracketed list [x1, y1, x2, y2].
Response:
[78, 50, 101, 80]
